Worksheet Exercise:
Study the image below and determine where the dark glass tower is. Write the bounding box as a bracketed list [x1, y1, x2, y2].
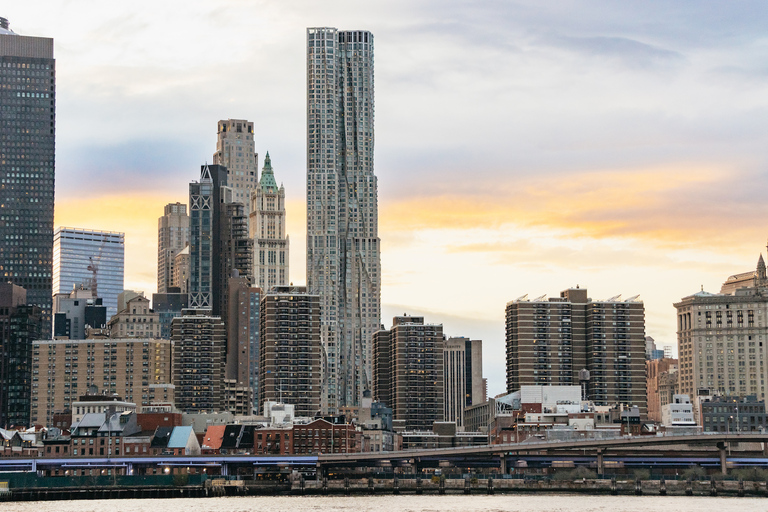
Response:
[0, 18, 55, 337]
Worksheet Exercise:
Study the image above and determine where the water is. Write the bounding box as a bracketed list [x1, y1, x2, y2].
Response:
[4, 495, 768, 512]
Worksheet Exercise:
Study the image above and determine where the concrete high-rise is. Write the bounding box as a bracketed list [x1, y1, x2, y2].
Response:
[259, 286, 321, 417]
[250, 152, 289, 290]
[306, 27, 380, 413]
[506, 287, 647, 414]
[53, 228, 125, 320]
[212, 119, 258, 217]
[373, 316, 444, 431]
[675, 248, 768, 402]
[31, 338, 173, 426]
[157, 202, 189, 294]
[0, 18, 55, 336]
[226, 275, 261, 412]
[443, 337, 483, 427]
[171, 309, 226, 413]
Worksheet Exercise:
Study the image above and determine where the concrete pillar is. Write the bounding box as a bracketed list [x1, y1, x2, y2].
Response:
[596, 449, 604, 477]
[719, 445, 727, 475]
[499, 455, 507, 475]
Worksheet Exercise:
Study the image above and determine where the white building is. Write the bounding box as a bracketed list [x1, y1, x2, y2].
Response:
[250, 153, 289, 290]
[661, 394, 696, 427]
[306, 27, 380, 413]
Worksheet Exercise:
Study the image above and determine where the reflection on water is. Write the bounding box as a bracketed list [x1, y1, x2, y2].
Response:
[3, 495, 766, 512]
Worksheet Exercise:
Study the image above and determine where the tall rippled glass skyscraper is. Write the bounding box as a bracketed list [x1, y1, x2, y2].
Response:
[0, 18, 55, 336]
[306, 28, 380, 413]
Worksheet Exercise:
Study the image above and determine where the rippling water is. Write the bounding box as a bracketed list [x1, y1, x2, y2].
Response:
[4, 495, 768, 512]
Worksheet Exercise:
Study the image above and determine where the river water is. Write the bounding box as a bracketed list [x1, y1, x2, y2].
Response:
[4, 495, 768, 512]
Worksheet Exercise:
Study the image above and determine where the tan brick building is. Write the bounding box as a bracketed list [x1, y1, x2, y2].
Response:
[31, 338, 173, 426]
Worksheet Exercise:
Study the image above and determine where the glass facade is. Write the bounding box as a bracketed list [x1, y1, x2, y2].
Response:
[53, 228, 125, 319]
[0, 24, 55, 337]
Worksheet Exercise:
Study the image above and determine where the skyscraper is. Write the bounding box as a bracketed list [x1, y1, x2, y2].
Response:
[307, 27, 380, 413]
[188, 164, 224, 310]
[443, 337, 483, 427]
[0, 18, 55, 336]
[0, 283, 42, 428]
[157, 202, 189, 294]
[212, 119, 258, 217]
[52, 227, 125, 319]
[250, 152, 289, 290]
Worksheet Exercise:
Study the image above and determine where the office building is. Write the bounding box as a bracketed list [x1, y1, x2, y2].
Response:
[188, 164, 251, 317]
[373, 316, 445, 431]
[506, 287, 647, 414]
[699, 395, 768, 433]
[31, 338, 173, 427]
[226, 276, 260, 411]
[307, 27, 380, 413]
[171, 309, 226, 412]
[0, 18, 55, 336]
[443, 337, 483, 427]
[212, 119, 258, 217]
[52, 227, 124, 319]
[152, 288, 188, 340]
[259, 286, 321, 417]
[675, 250, 768, 402]
[250, 152, 289, 290]
[107, 293, 160, 339]
[157, 202, 189, 294]
[52, 285, 107, 340]
[0, 283, 42, 428]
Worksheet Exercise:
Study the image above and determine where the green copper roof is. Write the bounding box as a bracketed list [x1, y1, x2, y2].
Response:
[260, 151, 278, 192]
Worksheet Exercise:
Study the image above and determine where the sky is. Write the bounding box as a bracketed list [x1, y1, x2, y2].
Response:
[6, 1, 768, 397]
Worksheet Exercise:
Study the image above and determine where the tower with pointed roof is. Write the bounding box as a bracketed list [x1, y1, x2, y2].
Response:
[250, 152, 289, 290]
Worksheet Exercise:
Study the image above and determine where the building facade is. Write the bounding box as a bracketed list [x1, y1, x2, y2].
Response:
[699, 395, 768, 433]
[250, 152, 289, 290]
[443, 337, 483, 427]
[306, 27, 380, 413]
[53, 227, 125, 319]
[259, 286, 322, 417]
[152, 289, 188, 340]
[30, 338, 173, 427]
[373, 316, 445, 431]
[646, 357, 678, 423]
[212, 119, 258, 218]
[0, 283, 42, 428]
[157, 202, 189, 294]
[107, 294, 160, 339]
[506, 287, 647, 414]
[226, 276, 260, 412]
[675, 252, 768, 402]
[0, 18, 55, 337]
[171, 309, 226, 413]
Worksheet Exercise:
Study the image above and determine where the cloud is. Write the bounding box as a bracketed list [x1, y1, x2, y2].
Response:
[541, 34, 686, 69]
[380, 164, 768, 251]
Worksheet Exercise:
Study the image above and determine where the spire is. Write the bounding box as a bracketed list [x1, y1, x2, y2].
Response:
[200, 163, 212, 183]
[758, 253, 767, 281]
[259, 151, 278, 192]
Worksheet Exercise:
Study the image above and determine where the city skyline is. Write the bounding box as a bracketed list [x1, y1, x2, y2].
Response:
[5, 2, 768, 396]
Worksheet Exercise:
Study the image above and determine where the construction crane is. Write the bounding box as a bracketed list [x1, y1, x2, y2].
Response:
[86, 238, 108, 298]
